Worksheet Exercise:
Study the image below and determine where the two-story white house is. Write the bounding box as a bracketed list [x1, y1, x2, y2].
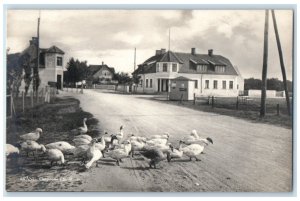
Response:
[19, 37, 65, 90]
[133, 48, 244, 97]
[39, 45, 65, 89]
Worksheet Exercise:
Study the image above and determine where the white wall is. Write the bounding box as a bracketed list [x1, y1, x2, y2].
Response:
[248, 90, 277, 97]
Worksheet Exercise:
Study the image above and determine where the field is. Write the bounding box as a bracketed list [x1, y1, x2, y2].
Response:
[160, 96, 293, 129]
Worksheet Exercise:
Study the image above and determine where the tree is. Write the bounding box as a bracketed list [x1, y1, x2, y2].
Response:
[244, 77, 292, 92]
[64, 58, 88, 86]
[244, 78, 262, 90]
[113, 72, 132, 84]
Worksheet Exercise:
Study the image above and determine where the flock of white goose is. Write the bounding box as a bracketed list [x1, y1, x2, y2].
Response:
[6, 118, 213, 169]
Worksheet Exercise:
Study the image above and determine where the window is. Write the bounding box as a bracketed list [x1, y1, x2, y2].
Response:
[213, 80, 218, 89]
[163, 63, 168, 72]
[197, 65, 207, 72]
[146, 79, 149, 88]
[205, 80, 209, 89]
[156, 63, 159, 72]
[215, 66, 225, 73]
[194, 80, 198, 89]
[57, 57, 63, 66]
[172, 63, 177, 72]
[140, 79, 143, 86]
[150, 79, 153, 88]
[222, 81, 226, 89]
[229, 81, 233, 89]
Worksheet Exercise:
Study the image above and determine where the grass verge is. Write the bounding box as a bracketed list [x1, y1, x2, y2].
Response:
[6, 97, 100, 192]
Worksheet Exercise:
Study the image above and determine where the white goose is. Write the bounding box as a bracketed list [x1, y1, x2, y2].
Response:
[74, 134, 92, 142]
[6, 144, 20, 157]
[112, 125, 124, 141]
[167, 144, 183, 162]
[45, 141, 76, 154]
[46, 149, 65, 166]
[130, 138, 146, 157]
[178, 140, 211, 161]
[73, 137, 91, 146]
[181, 129, 213, 145]
[94, 137, 106, 155]
[85, 139, 102, 169]
[145, 138, 168, 147]
[150, 132, 170, 140]
[129, 134, 147, 142]
[20, 128, 43, 142]
[71, 145, 89, 163]
[71, 118, 88, 134]
[105, 140, 131, 166]
[20, 140, 46, 157]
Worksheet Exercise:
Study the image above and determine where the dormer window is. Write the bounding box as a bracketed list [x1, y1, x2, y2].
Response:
[215, 66, 225, 73]
[156, 63, 159, 72]
[197, 65, 207, 72]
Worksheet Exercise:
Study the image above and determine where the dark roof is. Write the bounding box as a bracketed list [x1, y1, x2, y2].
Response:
[45, 46, 65, 54]
[88, 64, 115, 76]
[134, 50, 238, 76]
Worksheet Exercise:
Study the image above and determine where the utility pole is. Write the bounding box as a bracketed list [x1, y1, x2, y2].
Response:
[133, 47, 136, 93]
[271, 10, 291, 116]
[134, 47, 136, 73]
[168, 28, 171, 51]
[260, 10, 269, 117]
[33, 11, 41, 100]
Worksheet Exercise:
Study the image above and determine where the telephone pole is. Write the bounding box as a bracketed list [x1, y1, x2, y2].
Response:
[260, 10, 269, 117]
[33, 11, 40, 99]
[271, 10, 291, 116]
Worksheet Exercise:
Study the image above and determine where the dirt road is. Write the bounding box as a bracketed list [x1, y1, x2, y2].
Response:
[62, 89, 292, 192]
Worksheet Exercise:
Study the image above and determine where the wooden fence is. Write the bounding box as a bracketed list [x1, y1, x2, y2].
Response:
[193, 94, 292, 115]
[6, 86, 57, 119]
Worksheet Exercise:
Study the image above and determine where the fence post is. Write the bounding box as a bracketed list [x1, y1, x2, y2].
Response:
[31, 91, 34, 108]
[277, 104, 280, 116]
[180, 94, 183, 105]
[22, 91, 25, 113]
[236, 96, 239, 110]
[36, 89, 39, 104]
[212, 96, 215, 108]
[193, 93, 196, 105]
[10, 95, 13, 117]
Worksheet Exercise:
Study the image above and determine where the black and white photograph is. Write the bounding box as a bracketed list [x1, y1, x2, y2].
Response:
[5, 7, 294, 193]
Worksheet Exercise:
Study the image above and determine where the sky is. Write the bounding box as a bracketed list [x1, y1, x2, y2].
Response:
[6, 9, 293, 80]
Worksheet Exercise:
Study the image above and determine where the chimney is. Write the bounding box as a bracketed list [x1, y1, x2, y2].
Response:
[191, 48, 196, 55]
[208, 49, 213, 56]
[161, 48, 166, 54]
[29, 37, 38, 46]
[155, 50, 162, 55]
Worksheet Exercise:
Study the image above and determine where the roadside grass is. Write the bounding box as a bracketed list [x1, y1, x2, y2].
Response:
[6, 97, 101, 192]
[152, 97, 292, 129]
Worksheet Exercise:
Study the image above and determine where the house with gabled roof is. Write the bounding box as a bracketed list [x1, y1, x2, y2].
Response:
[19, 37, 65, 90]
[133, 48, 244, 97]
[87, 62, 116, 84]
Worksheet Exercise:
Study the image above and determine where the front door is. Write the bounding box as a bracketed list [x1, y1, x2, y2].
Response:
[57, 75, 62, 89]
[158, 79, 160, 92]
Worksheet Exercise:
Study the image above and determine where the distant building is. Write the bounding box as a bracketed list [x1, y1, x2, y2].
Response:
[19, 37, 65, 90]
[87, 62, 116, 84]
[133, 48, 244, 97]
